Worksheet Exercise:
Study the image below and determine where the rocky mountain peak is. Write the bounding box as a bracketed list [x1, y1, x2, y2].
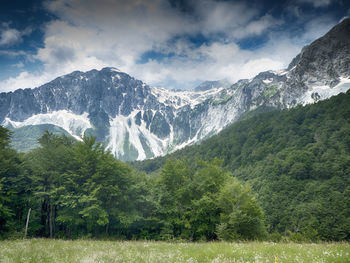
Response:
[287, 18, 350, 88]
[2, 19, 350, 161]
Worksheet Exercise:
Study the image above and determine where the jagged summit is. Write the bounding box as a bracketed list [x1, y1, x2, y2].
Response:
[276, 18, 350, 108]
[287, 17, 350, 88]
[1, 19, 350, 161]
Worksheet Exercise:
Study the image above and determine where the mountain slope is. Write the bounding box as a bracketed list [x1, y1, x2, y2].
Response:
[1, 18, 350, 161]
[134, 90, 350, 240]
[0, 68, 229, 161]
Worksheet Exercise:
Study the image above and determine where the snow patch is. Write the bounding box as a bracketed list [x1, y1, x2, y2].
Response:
[106, 110, 169, 160]
[263, 79, 273, 84]
[110, 68, 121, 72]
[150, 86, 223, 109]
[2, 110, 92, 141]
[278, 70, 288, 76]
[299, 77, 350, 105]
[172, 98, 240, 152]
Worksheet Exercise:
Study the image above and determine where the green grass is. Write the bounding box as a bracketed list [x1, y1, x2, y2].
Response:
[0, 239, 349, 263]
[263, 85, 278, 98]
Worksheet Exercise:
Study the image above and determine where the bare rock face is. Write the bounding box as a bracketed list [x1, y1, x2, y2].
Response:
[1, 19, 350, 161]
[298, 18, 350, 86]
[281, 18, 350, 106]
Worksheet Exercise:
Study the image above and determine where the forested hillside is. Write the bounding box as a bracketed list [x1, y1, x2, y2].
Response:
[135, 90, 350, 241]
[1, 90, 350, 241]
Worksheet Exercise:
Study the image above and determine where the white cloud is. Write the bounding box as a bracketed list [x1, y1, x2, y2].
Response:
[0, 29, 22, 46]
[0, 71, 54, 93]
[0, 25, 32, 46]
[127, 39, 296, 89]
[0, 50, 27, 57]
[0, 0, 338, 92]
[13, 61, 24, 68]
[296, 16, 337, 45]
[193, 0, 256, 35]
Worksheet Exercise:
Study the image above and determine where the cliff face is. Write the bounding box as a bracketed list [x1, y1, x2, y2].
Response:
[281, 18, 350, 106]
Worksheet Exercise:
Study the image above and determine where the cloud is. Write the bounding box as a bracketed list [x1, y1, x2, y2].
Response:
[128, 38, 297, 90]
[13, 62, 24, 68]
[233, 14, 282, 39]
[0, 29, 22, 46]
[0, 71, 54, 93]
[299, 16, 337, 44]
[0, 25, 32, 46]
[0, 0, 340, 92]
[0, 50, 27, 57]
[192, 0, 257, 36]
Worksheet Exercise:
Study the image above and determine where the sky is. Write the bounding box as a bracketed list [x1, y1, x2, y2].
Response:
[0, 0, 349, 92]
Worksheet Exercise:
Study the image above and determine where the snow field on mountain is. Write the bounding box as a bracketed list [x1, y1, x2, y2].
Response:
[299, 77, 350, 105]
[2, 110, 91, 141]
[106, 110, 169, 160]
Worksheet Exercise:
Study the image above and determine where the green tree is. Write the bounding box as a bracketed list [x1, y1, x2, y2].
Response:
[24, 132, 74, 237]
[216, 177, 266, 240]
[0, 126, 26, 237]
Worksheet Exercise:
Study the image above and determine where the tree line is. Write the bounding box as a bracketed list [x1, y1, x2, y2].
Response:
[0, 127, 265, 241]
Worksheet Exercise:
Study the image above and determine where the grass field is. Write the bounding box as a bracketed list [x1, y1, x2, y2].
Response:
[0, 239, 349, 263]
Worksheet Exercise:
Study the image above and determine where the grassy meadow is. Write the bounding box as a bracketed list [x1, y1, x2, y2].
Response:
[0, 239, 349, 263]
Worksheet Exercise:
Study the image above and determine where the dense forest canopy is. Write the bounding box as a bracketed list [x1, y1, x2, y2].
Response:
[0, 128, 265, 240]
[134, 90, 350, 241]
[1, 90, 350, 241]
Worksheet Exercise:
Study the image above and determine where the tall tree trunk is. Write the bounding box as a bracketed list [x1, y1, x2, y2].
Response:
[24, 208, 31, 239]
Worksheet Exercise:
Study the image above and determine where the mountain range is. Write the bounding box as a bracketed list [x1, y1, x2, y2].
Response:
[1, 18, 350, 161]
